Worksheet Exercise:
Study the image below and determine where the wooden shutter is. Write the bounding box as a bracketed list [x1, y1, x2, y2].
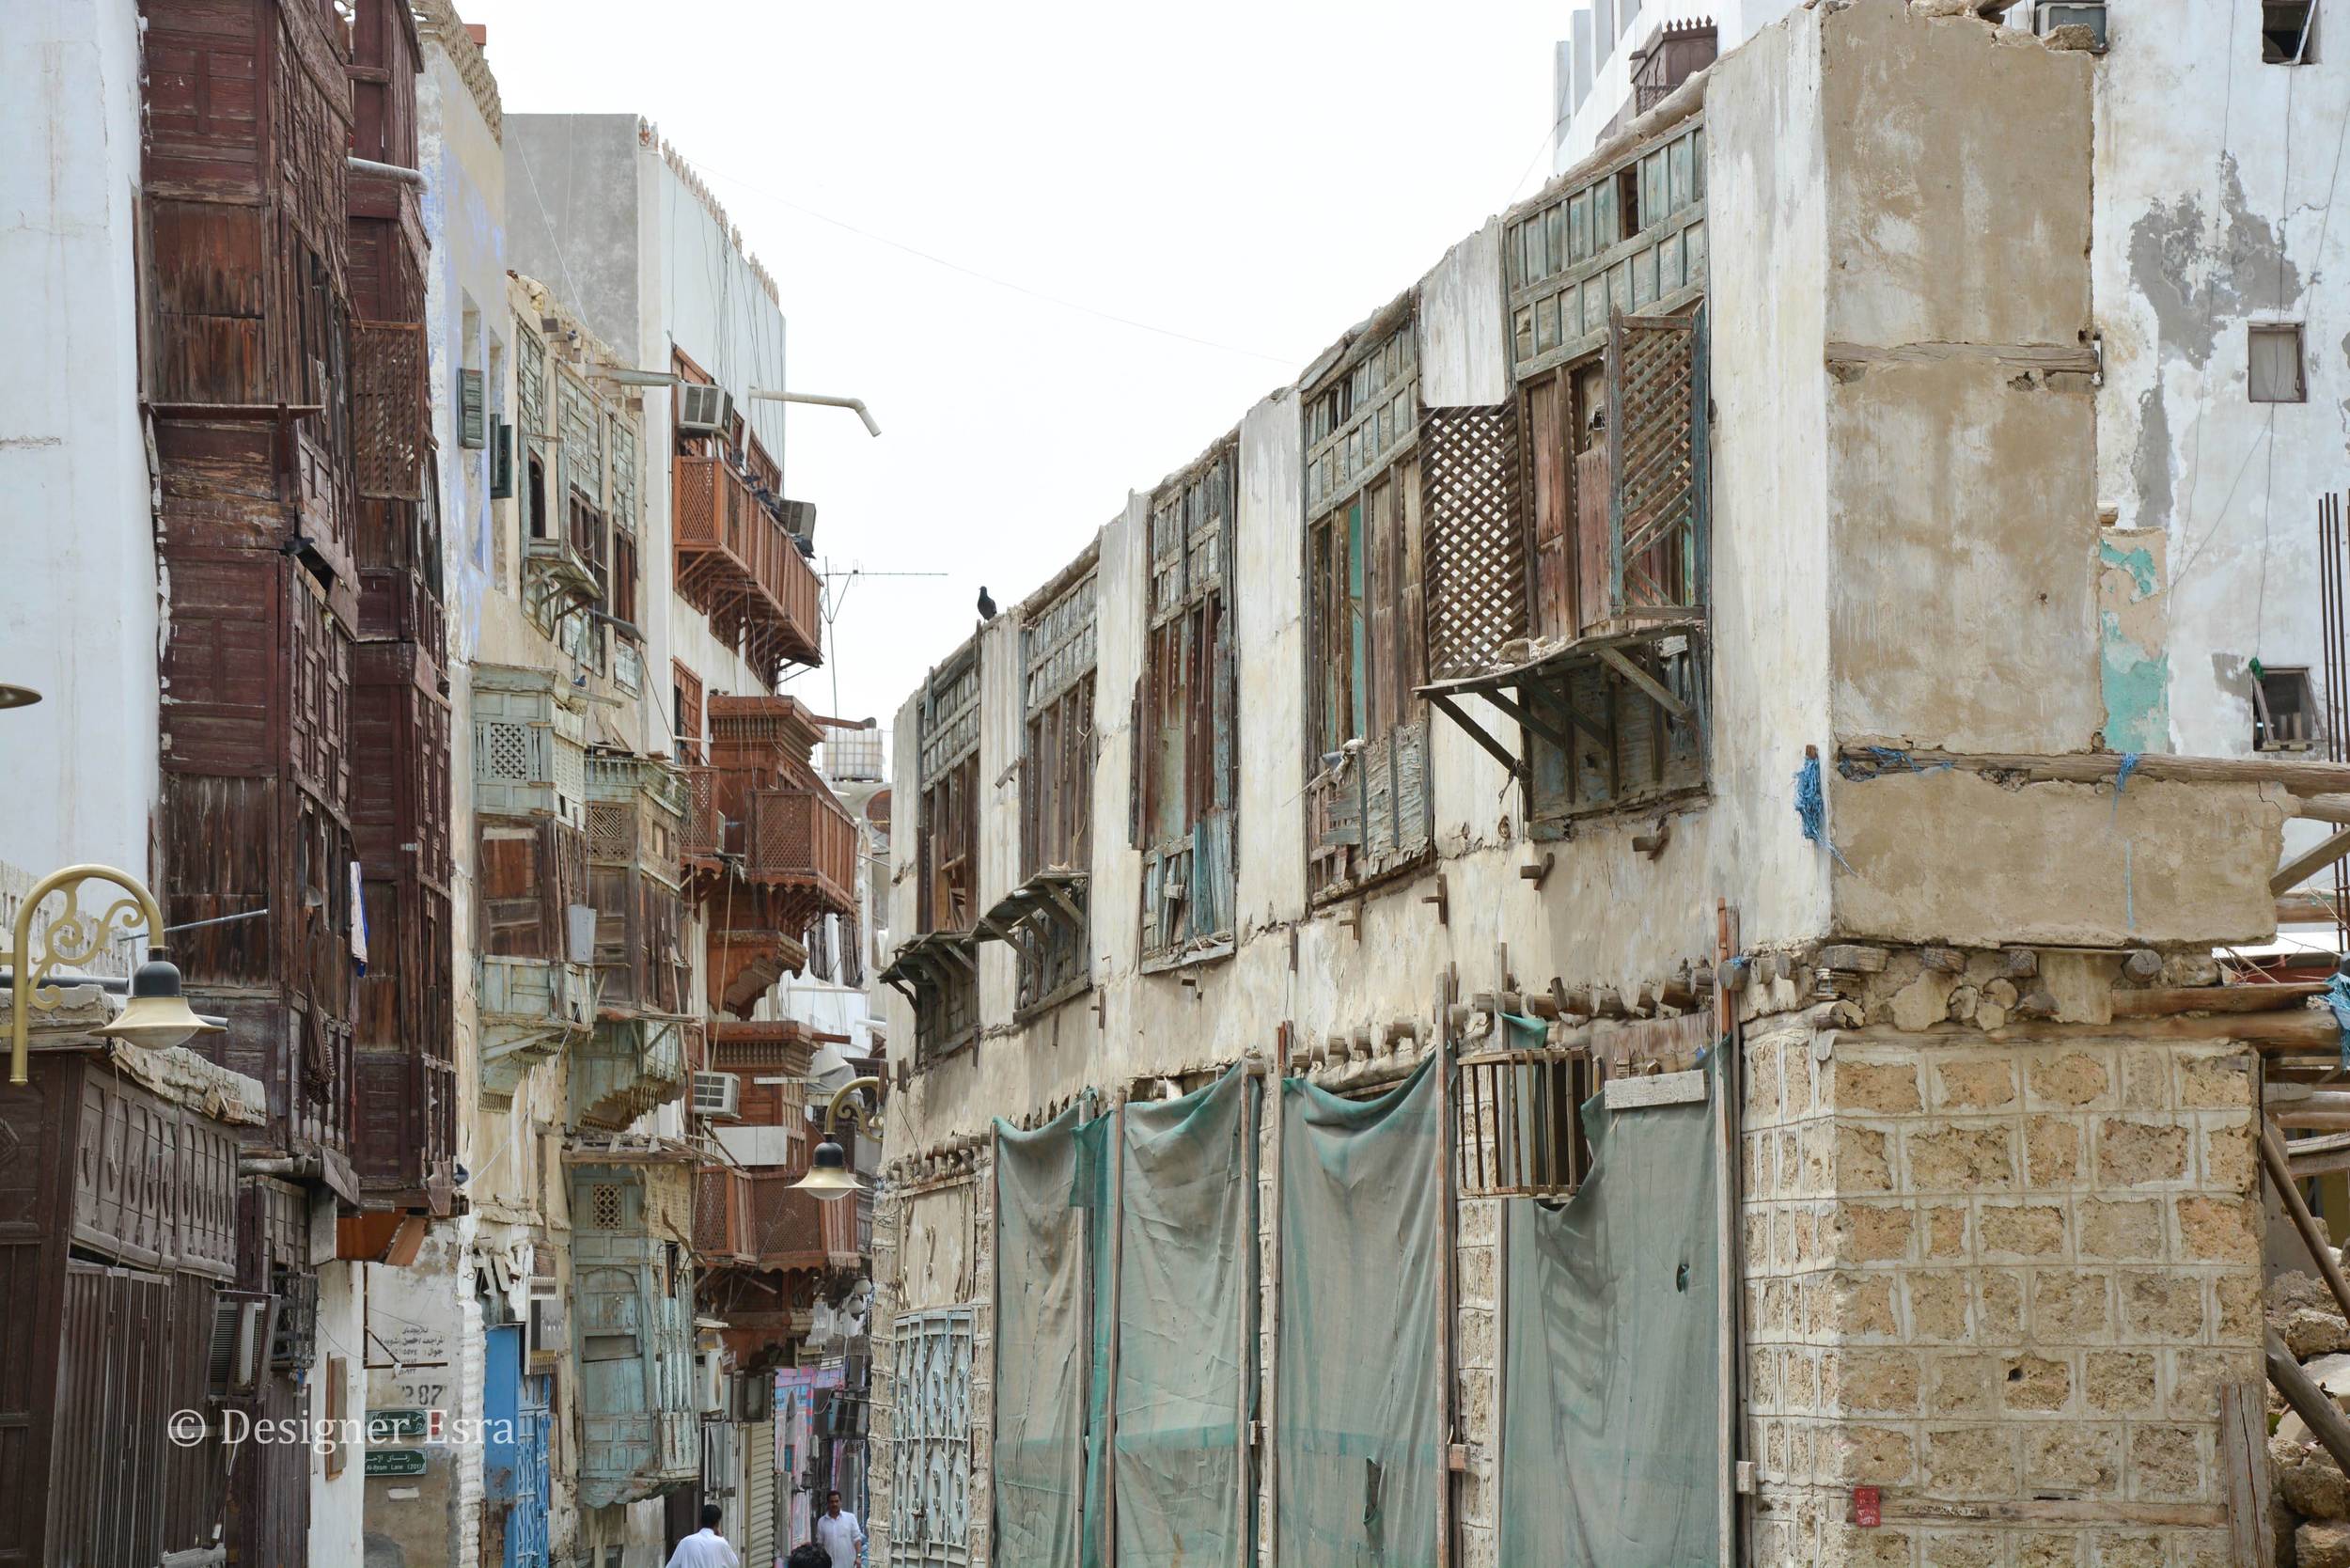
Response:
[1606, 307, 1706, 615]
[460, 367, 486, 448]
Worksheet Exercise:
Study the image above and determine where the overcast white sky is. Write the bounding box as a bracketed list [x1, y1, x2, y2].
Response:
[462, 0, 1566, 731]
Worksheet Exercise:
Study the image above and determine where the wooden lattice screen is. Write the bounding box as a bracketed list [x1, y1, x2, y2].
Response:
[352, 320, 425, 500]
[1606, 308, 1707, 615]
[1421, 404, 1526, 678]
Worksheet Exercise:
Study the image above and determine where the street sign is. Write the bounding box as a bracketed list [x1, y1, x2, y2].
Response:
[366, 1449, 429, 1478]
[368, 1409, 430, 1442]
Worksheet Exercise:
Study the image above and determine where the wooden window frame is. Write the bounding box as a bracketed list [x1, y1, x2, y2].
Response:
[672, 662, 704, 764]
[1137, 439, 1239, 964]
[1303, 315, 1433, 900]
[917, 649, 982, 939]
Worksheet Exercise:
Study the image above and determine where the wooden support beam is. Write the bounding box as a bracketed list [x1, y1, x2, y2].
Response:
[2269, 1328, 2350, 1481]
[2262, 1121, 2350, 1324]
[1592, 643, 1692, 722]
[1838, 745, 2350, 797]
[2109, 981, 2327, 1017]
[2300, 793, 2350, 825]
[1426, 692, 1527, 783]
[2276, 827, 2350, 895]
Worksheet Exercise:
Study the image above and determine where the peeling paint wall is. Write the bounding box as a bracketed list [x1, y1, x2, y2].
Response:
[2093, 5, 2349, 764]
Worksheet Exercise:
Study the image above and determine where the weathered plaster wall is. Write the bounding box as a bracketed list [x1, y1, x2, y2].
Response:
[423, 42, 508, 671]
[1819, 4, 2102, 757]
[1418, 221, 1511, 409]
[1702, 0, 1836, 952]
[505, 116, 645, 370]
[1233, 405, 1307, 933]
[0, 0, 158, 887]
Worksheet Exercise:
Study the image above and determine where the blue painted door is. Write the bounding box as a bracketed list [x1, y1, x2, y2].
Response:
[484, 1325, 552, 1568]
[510, 1372, 552, 1568]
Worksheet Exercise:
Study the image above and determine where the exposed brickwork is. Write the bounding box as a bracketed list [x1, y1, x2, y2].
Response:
[1743, 1012, 2258, 1566]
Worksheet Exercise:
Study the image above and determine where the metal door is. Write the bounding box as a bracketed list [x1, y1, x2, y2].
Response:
[509, 1373, 552, 1568]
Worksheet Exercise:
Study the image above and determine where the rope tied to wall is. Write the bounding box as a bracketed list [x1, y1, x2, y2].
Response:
[1794, 748, 1853, 872]
[1835, 745, 1954, 782]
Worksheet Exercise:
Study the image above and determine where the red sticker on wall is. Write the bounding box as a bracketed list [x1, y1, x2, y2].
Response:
[1853, 1486, 1882, 1529]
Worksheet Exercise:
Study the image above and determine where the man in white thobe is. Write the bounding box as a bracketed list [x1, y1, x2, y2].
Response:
[665, 1504, 743, 1568]
[813, 1490, 867, 1568]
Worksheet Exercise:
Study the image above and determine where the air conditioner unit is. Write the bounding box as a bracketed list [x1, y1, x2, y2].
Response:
[208, 1290, 275, 1398]
[2035, 0, 2107, 50]
[733, 1373, 775, 1423]
[693, 1071, 743, 1121]
[677, 383, 735, 436]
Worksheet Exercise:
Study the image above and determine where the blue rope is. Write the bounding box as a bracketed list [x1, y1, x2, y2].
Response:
[2113, 752, 2142, 796]
[1836, 745, 1954, 782]
[2326, 974, 2350, 1071]
[1794, 753, 1853, 870]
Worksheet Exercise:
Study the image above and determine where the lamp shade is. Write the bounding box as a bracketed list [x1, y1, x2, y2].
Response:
[791, 1137, 863, 1202]
[97, 948, 225, 1052]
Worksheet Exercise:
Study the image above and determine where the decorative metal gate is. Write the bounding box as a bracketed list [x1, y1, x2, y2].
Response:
[891, 1308, 974, 1567]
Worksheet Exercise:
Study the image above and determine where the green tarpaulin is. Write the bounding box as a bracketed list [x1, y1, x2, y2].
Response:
[1274, 1057, 1443, 1568]
[1499, 1037, 1723, 1567]
[994, 1067, 1257, 1567]
[993, 1103, 1101, 1566]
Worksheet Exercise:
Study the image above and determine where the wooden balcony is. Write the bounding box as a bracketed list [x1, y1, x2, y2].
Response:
[693, 1167, 861, 1271]
[478, 955, 595, 1100]
[742, 787, 858, 908]
[572, 1017, 690, 1133]
[672, 454, 822, 674]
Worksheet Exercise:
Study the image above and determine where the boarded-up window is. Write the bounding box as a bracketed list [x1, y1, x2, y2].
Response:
[672, 663, 704, 764]
[1138, 440, 1238, 962]
[917, 649, 982, 935]
[478, 819, 588, 960]
[2250, 322, 2307, 402]
[1010, 569, 1096, 1012]
[1304, 317, 1433, 898]
[1022, 571, 1097, 879]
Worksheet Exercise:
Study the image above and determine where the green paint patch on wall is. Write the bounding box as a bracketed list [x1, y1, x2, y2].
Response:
[2100, 609, 2170, 754]
[2098, 539, 2159, 600]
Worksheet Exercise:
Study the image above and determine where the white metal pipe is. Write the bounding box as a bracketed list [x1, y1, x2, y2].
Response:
[746, 387, 882, 437]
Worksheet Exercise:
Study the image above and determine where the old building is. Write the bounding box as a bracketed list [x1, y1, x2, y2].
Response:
[1, 4, 875, 1562]
[870, 6, 2329, 1567]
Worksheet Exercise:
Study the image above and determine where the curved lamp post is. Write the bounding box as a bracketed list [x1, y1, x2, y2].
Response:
[791, 1074, 882, 1203]
[8, 864, 219, 1084]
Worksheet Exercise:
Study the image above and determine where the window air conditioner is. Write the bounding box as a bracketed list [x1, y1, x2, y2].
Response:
[677, 383, 735, 436]
[693, 1071, 743, 1121]
[2036, 1, 2107, 50]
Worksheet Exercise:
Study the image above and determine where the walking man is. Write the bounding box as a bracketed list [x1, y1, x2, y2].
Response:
[814, 1489, 867, 1568]
[665, 1503, 743, 1568]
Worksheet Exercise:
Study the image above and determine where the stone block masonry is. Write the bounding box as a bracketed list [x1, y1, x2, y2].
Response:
[1743, 1001, 2258, 1567]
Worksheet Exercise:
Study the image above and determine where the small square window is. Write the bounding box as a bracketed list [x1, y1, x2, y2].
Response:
[2255, 665, 2320, 750]
[2249, 323, 2307, 402]
[2265, 0, 2318, 62]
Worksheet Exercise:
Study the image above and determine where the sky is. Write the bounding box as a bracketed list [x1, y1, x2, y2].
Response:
[460, 0, 1567, 735]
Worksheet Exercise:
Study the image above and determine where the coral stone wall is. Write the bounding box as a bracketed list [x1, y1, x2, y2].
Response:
[1743, 1011, 2261, 1567]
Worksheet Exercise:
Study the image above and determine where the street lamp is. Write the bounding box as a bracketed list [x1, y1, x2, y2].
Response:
[791, 1074, 882, 1203]
[8, 864, 220, 1084]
